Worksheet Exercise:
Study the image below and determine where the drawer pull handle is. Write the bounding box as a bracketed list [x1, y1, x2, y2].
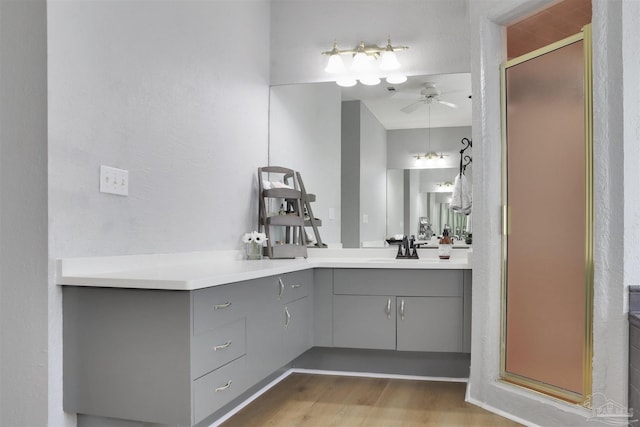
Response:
[284, 306, 291, 329]
[291, 284, 302, 289]
[215, 381, 232, 392]
[213, 341, 232, 351]
[400, 299, 405, 321]
[278, 278, 285, 299]
[385, 298, 392, 319]
[213, 302, 232, 310]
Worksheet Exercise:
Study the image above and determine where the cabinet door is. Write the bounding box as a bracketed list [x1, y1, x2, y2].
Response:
[244, 276, 284, 382]
[396, 296, 463, 352]
[283, 296, 313, 362]
[333, 295, 396, 350]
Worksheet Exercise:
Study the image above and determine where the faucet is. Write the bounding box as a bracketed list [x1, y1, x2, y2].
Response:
[395, 235, 419, 259]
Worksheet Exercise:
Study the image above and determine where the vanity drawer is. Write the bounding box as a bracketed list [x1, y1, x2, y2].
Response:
[274, 269, 312, 304]
[334, 269, 462, 297]
[191, 317, 246, 380]
[193, 283, 248, 335]
[193, 355, 247, 424]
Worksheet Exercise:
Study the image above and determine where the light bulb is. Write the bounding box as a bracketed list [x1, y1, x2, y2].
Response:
[380, 50, 400, 71]
[386, 74, 407, 84]
[325, 54, 346, 74]
[359, 76, 381, 86]
[351, 52, 371, 73]
[336, 77, 357, 87]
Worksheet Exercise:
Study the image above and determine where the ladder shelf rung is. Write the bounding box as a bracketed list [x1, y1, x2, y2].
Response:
[263, 188, 301, 199]
[268, 215, 304, 226]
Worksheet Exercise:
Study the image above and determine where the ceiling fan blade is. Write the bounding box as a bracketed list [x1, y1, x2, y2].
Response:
[400, 101, 422, 114]
[437, 100, 458, 109]
[391, 92, 418, 100]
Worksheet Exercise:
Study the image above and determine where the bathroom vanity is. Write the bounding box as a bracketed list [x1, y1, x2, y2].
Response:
[58, 248, 471, 427]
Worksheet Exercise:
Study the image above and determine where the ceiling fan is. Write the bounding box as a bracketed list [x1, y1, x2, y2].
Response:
[399, 82, 458, 114]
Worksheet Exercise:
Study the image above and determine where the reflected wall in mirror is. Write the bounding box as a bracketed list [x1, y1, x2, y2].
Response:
[268, 73, 472, 248]
[387, 168, 471, 242]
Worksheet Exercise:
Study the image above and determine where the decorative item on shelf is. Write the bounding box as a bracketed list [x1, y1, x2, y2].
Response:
[321, 36, 408, 87]
[438, 229, 453, 260]
[242, 231, 267, 260]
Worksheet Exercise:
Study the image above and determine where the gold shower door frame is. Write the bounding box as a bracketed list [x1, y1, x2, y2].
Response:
[500, 25, 593, 406]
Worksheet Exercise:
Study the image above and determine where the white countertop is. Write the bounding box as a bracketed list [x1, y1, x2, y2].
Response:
[56, 247, 471, 291]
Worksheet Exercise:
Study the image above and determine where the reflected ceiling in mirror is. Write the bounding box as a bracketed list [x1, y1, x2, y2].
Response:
[341, 73, 472, 130]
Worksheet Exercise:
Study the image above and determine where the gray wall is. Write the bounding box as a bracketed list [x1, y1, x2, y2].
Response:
[47, 2, 271, 426]
[0, 1, 48, 426]
[359, 103, 387, 245]
[386, 169, 404, 237]
[269, 83, 342, 245]
[341, 101, 387, 247]
[341, 101, 361, 248]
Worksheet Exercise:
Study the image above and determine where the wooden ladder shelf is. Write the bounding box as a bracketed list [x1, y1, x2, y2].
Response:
[258, 167, 326, 258]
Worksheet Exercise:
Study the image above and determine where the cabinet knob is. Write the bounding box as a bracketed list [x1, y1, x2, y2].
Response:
[400, 299, 405, 321]
[385, 298, 392, 319]
[291, 284, 302, 289]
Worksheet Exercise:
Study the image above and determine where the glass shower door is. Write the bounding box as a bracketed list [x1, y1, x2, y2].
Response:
[501, 27, 593, 404]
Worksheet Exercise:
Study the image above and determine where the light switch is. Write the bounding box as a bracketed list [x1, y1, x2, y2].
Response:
[363, 214, 369, 224]
[328, 208, 335, 220]
[100, 165, 129, 196]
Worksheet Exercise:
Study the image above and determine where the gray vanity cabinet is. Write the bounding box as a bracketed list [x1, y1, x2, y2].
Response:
[244, 269, 313, 380]
[63, 270, 313, 427]
[279, 269, 314, 362]
[331, 269, 465, 352]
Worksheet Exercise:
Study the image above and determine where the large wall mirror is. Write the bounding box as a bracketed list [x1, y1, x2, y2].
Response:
[269, 73, 472, 248]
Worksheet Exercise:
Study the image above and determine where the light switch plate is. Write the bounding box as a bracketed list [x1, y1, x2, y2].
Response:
[100, 165, 129, 196]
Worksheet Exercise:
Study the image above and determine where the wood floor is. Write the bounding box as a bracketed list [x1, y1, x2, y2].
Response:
[221, 373, 522, 426]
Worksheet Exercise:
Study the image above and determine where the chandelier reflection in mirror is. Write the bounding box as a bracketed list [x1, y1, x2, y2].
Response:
[322, 37, 408, 87]
[413, 103, 448, 165]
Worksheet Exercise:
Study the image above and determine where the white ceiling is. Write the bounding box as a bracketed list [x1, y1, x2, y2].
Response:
[341, 73, 472, 130]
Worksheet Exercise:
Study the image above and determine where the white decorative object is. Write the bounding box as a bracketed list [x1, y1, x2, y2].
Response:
[242, 231, 267, 260]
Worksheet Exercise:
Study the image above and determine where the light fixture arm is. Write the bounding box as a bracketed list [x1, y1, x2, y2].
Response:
[321, 38, 408, 58]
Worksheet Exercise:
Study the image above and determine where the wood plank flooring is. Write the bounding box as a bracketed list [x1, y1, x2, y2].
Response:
[221, 373, 522, 426]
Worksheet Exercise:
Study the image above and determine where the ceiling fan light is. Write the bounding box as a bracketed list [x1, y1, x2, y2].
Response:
[380, 50, 400, 71]
[336, 77, 357, 87]
[325, 54, 346, 74]
[359, 76, 381, 86]
[386, 74, 407, 84]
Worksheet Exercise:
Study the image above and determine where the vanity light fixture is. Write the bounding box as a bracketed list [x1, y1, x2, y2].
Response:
[322, 37, 408, 87]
